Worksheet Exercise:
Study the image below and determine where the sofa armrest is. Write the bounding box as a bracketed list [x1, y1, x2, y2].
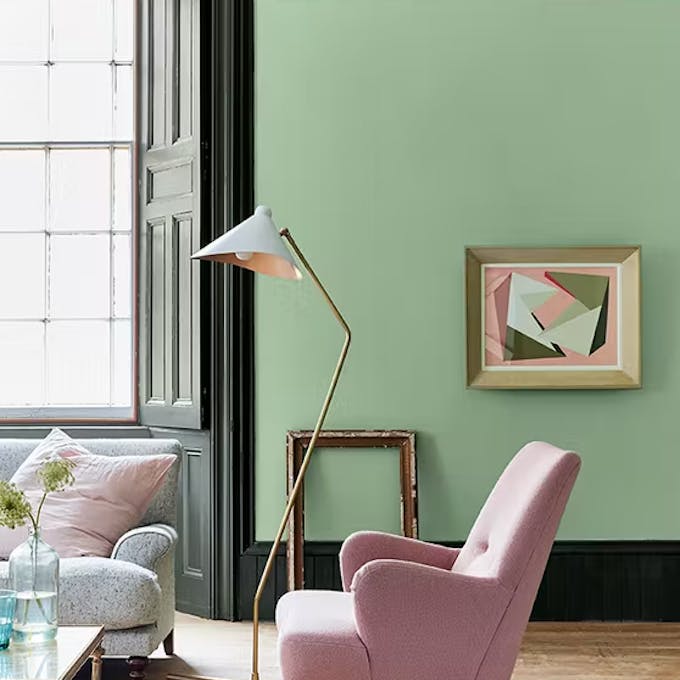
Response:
[340, 531, 460, 591]
[111, 523, 178, 573]
[352, 559, 511, 680]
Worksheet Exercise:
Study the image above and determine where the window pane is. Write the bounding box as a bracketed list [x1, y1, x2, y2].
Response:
[47, 321, 110, 405]
[0, 234, 45, 319]
[114, 0, 134, 62]
[50, 149, 111, 231]
[113, 148, 131, 230]
[112, 319, 132, 405]
[114, 65, 133, 140]
[0, 66, 48, 141]
[0, 322, 45, 406]
[112, 234, 131, 317]
[0, 0, 134, 416]
[51, 0, 113, 61]
[0, 0, 48, 62]
[0, 150, 45, 230]
[49, 234, 110, 318]
[50, 64, 112, 141]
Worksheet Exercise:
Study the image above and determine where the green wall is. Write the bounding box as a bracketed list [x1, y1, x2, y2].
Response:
[254, 0, 680, 541]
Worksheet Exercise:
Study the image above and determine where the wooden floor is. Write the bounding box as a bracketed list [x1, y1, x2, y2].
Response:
[514, 623, 680, 679]
[105, 614, 680, 679]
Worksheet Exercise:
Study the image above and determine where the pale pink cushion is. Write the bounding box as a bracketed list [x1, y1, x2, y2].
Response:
[0, 429, 175, 559]
[276, 590, 370, 680]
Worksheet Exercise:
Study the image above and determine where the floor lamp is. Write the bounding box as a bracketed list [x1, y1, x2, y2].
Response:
[189, 205, 351, 680]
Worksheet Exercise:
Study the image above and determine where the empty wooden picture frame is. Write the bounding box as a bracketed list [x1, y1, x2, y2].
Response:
[285, 429, 418, 591]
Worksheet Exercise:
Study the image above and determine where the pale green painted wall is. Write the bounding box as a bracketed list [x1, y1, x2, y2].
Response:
[254, 0, 680, 541]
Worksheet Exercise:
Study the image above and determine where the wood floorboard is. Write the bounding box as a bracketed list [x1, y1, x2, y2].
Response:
[515, 623, 680, 679]
[85, 615, 680, 680]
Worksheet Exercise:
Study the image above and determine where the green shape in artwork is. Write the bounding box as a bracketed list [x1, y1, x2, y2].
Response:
[545, 300, 590, 331]
[589, 285, 609, 355]
[520, 290, 557, 311]
[545, 271, 609, 310]
[504, 326, 566, 361]
[540, 306, 602, 356]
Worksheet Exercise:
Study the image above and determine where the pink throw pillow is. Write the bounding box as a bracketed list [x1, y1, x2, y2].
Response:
[0, 429, 176, 559]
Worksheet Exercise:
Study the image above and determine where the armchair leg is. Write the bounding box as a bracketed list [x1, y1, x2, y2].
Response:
[127, 656, 148, 680]
[163, 629, 175, 655]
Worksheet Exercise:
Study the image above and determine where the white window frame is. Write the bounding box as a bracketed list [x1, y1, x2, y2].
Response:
[0, 2, 138, 423]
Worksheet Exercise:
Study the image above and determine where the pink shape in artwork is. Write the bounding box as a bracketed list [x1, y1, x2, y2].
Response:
[484, 274, 511, 346]
[532, 287, 573, 330]
[486, 336, 505, 363]
[543, 271, 575, 298]
[493, 275, 511, 348]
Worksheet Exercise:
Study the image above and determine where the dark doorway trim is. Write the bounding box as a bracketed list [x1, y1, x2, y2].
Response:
[204, 0, 255, 620]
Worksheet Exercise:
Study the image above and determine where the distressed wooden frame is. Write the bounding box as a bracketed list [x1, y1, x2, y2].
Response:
[466, 246, 641, 389]
[286, 429, 418, 591]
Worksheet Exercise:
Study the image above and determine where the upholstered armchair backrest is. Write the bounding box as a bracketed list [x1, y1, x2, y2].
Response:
[452, 441, 580, 589]
[449, 442, 580, 680]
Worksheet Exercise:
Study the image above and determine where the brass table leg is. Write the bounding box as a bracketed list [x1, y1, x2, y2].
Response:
[91, 645, 104, 680]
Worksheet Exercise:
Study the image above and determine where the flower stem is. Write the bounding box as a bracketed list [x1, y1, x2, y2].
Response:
[34, 493, 47, 530]
[20, 526, 51, 630]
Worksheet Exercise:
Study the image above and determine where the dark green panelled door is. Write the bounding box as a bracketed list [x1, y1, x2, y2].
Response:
[138, 0, 202, 430]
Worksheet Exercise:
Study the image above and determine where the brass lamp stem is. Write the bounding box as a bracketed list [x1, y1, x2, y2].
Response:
[250, 229, 351, 680]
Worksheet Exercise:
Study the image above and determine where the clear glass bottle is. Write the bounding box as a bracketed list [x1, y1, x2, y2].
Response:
[9, 529, 59, 644]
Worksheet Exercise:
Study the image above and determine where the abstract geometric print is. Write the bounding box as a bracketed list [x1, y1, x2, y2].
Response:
[504, 273, 565, 360]
[485, 267, 614, 365]
[541, 272, 609, 358]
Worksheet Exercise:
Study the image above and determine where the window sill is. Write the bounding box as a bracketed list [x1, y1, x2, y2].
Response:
[0, 424, 150, 439]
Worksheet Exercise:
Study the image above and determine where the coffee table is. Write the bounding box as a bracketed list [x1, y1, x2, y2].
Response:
[0, 626, 104, 680]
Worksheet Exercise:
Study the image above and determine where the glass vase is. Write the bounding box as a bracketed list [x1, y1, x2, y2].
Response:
[8, 529, 59, 644]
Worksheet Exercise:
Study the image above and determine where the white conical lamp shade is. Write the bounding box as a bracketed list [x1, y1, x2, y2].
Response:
[191, 205, 301, 280]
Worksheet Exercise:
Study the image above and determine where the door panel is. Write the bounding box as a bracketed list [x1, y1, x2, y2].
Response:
[139, 0, 202, 429]
[150, 427, 213, 617]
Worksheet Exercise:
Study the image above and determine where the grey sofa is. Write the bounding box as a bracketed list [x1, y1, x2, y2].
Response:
[0, 438, 180, 666]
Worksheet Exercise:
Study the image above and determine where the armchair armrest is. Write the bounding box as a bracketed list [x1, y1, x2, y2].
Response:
[352, 559, 511, 680]
[111, 523, 178, 573]
[340, 531, 460, 591]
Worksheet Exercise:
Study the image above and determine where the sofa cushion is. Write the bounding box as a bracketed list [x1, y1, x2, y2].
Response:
[0, 428, 176, 558]
[0, 557, 161, 631]
[0, 438, 180, 527]
[276, 590, 370, 680]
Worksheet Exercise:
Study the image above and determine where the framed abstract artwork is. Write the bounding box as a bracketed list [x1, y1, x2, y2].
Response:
[466, 247, 641, 389]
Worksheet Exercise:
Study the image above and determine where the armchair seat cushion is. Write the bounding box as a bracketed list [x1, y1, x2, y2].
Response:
[276, 590, 370, 680]
[0, 557, 161, 631]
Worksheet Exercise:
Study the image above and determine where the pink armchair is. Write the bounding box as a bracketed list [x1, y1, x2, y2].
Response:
[276, 441, 581, 680]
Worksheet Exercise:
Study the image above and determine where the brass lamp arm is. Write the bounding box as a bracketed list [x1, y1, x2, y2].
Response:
[250, 228, 351, 680]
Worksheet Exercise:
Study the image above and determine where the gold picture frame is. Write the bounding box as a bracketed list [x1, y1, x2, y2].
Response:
[466, 246, 641, 389]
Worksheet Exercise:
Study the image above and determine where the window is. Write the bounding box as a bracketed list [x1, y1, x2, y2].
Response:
[0, 0, 135, 419]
